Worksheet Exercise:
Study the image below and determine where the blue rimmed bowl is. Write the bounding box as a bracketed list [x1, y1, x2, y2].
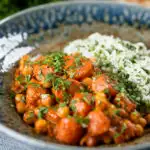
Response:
[0, 1, 150, 150]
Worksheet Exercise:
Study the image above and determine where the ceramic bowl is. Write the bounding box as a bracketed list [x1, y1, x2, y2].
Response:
[0, 1, 150, 150]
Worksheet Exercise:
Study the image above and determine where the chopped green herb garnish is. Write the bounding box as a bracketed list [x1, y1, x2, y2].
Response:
[74, 55, 82, 67]
[116, 98, 120, 102]
[113, 109, 121, 116]
[114, 132, 120, 139]
[38, 106, 49, 119]
[16, 75, 24, 83]
[28, 82, 40, 87]
[74, 116, 89, 128]
[114, 123, 127, 139]
[56, 97, 60, 102]
[27, 111, 35, 120]
[50, 94, 55, 100]
[25, 75, 31, 83]
[52, 77, 71, 90]
[63, 92, 71, 103]
[59, 102, 67, 107]
[95, 71, 102, 76]
[82, 93, 91, 105]
[88, 46, 95, 52]
[20, 96, 26, 103]
[91, 96, 95, 104]
[38, 69, 43, 80]
[121, 123, 127, 133]
[69, 72, 75, 78]
[43, 52, 65, 74]
[75, 57, 81, 66]
[44, 73, 54, 83]
[70, 100, 77, 112]
[104, 88, 110, 94]
[132, 111, 138, 115]
[101, 44, 105, 48]
[95, 40, 99, 46]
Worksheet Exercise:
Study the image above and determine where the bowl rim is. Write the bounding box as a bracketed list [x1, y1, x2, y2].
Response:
[0, 1, 150, 149]
[0, 0, 149, 25]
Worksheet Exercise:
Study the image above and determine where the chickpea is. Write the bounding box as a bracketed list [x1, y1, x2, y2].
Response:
[110, 104, 116, 109]
[25, 104, 36, 111]
[145, 114, 150, 125]
[82, 77, 92, 88]
[35, 119, 48, 134]
[37, 99, 41, 106]
[139, 118, 147, 127]
[19, 55, 30, 71]
[15, 94, 25, 104]
[42, 81, 51, 88]
[135, 124, 144, 137]
[22, 65, 33, 76]
[23, 111, 36, 125]
[130, 111, 140, 124]
[40, 94, 53, 107]
[95, 92, 109, 110]
[57, 106, 70, 118]
[16, 102, 26, 114]
[86, 136, 97, 147]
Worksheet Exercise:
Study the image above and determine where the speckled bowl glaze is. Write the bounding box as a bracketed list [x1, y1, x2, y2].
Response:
[0, 1, 150, 150]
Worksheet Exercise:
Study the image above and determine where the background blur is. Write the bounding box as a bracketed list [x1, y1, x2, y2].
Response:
[0, 0, 60, 19]
[0, 0, 149, 20]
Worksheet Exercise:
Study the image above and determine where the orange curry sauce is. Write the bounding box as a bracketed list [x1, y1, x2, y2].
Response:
[11, 52, 150, 146]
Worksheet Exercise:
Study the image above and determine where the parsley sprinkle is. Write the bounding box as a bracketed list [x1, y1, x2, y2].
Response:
[113, 109, 121, 116]
[82, 94, 91, 105]
[70, 100, 77, 112]
[27, 111, 35, 120]
[132, 111, 138, 115]
[63, 92, 71, 103]
[116, 98, 120, 102]
[44, 73, 54, 83]
[114, 123, 127, 139]
[38, 69, 43, 80]
[52, 77, 71, 91]
[69, 72, 75, 78]
[104, 88, 110, 94]
[43, 52, 65, 74]
[28, 82, 40, 87]
[18, 95, 26, 103]
[16, 75, 24, 83]
[38, 106, 49, 119]
[25, 75, 31, 83]
[59, 102, 67, 107]
[114, 132, 120, 139]
[56, 97, 60, 102]
[74, 116, 89, 128]
[91, 96, 95, 104]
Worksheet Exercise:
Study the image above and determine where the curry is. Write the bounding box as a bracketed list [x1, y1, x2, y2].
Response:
[11, 52, 150, 146]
